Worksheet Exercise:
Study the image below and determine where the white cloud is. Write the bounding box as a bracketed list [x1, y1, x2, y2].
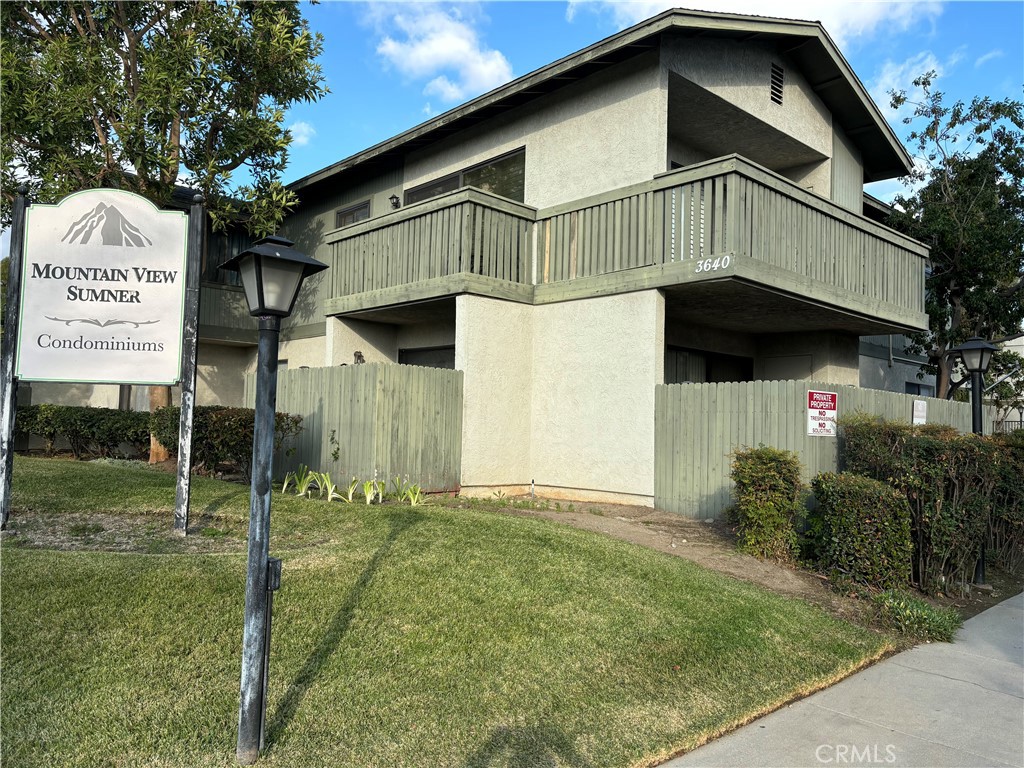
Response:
[288, 121, 316, 148]
[371, 4, 513, 104]
[975, 49, 1004, 68]
[869, 50, 943, 121]
[565, 1, 944, 48]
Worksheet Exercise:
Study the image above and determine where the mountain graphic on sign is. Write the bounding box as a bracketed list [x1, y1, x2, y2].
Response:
[62, 203, 153, 247]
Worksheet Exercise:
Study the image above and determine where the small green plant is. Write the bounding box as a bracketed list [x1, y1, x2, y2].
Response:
[284, 464, 319, 498]
[340, 477, 359, 503]
[362, 479, 380, 505]
[329, 429, 341, 463]
[405, 484, 425, 506]
[391, 475, 412, 500]
[492, 490, 506, 501]
[318, 472, 343, 502]
[873, 590, 963, 642]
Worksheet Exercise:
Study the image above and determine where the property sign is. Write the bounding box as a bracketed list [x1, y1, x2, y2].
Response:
[913, 399, 928, 425]
[14, 189, 188, 385]
[807, 390, 838, 436]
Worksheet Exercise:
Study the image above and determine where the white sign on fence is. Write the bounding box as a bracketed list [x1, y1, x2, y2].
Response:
[913, 399, 928, 425]
[14, 189, 188, 385]
[807, 389, 838, 436]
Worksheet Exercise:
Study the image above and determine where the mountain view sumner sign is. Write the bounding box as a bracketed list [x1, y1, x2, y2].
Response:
[14, 189, 188, 385]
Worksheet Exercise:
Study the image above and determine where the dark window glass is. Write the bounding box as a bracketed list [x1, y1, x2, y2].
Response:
[398, 345, 456, 369]
[203, 224, 251, 286]
[463, 151, 525, 201]
[404, 149, 525, 206]
[335, 200, 370, 228]
[405, 173, 460, 206]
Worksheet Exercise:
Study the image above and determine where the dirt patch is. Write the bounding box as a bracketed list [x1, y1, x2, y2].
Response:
[469, 497, 1022, 626]
[0, 511, 247, 555]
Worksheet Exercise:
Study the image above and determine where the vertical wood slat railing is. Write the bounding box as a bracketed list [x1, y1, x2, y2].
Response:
[326, 188, 535, 296]
[654, 380, 992, 520]
[535, 155, 927, 315]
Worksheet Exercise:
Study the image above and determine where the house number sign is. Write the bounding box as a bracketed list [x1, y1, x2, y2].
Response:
[693, 255, 731, 274]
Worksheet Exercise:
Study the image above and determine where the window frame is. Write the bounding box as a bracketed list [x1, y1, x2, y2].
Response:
[335, 199, 371, 229]
[403, 148, 525, 206]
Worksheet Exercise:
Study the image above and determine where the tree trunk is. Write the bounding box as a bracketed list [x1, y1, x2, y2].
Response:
[149, 385, 172, 463]
[936, 354, 954, 400]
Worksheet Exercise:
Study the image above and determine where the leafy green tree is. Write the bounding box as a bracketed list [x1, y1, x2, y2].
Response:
[1, 0, 327, 235]
[887, 74, 1024, 399]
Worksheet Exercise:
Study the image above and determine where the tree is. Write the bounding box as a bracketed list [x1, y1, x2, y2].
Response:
[1, 1, 327, 235]
[887, 73, 1024, 399]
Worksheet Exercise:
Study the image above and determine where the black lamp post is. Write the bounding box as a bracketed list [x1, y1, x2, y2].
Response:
[221, 235, 327, 765]
[950, 335, 999, 587]
[950, 336, 998, 436]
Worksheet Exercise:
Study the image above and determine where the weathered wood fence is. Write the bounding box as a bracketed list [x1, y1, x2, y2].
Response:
[244, 363, 463, 491]
[655, 380, 994, 520]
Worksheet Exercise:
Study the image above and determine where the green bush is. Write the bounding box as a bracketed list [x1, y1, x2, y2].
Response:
[16, 405, 149, 459]
[149, 406, 303, 481]
[990, 430, 1024, 573]
[729, 445, 803, 561]
[872, 589, 963, 642]
[841, 414, 1000, 596]
[812, 472, 912, 591]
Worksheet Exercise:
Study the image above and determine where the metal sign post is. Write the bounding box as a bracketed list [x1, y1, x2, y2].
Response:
[1, 187, 29, 529]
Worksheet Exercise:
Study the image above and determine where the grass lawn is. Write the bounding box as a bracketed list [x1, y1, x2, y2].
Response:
[1, 457, 894, 767]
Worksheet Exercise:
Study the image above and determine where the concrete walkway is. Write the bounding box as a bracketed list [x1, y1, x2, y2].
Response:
[664, 591, 1024, 768]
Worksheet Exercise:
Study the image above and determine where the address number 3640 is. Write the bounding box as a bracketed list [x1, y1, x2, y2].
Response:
[694, 255, 731, 274]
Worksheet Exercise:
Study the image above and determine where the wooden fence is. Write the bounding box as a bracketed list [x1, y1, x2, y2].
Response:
[244, 363, 463, 491]
[654, 380, 994, 520]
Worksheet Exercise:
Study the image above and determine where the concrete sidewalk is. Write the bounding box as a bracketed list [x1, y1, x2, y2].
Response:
[664, 591, 1024, 768]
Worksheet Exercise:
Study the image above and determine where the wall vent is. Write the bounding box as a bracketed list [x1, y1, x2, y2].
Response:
[770, 63, 784, 104]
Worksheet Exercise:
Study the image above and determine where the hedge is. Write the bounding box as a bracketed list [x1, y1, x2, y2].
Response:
[150, 406, 303, 481]
[812, 472, 912, 591]
[16, 404, 150, 459]
[729, 445, 803, 561]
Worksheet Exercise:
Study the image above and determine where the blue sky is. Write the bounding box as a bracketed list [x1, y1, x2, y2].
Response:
[2, 1, 1021, 258]
[282, 0, 1023, 203]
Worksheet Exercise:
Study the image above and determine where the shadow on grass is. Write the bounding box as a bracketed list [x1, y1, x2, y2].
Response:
[264, 509, 420, 749]
[463, 724, 595, 768]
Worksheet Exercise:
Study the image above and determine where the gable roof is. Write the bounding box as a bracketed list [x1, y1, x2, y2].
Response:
[290, 8, 912, 196]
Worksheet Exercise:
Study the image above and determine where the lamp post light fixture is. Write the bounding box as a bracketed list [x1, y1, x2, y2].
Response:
[950, 336, 999, 436]
[389, 194, 401, 209]
[221, 235, 327, 765]
[949, 335, 999, 587]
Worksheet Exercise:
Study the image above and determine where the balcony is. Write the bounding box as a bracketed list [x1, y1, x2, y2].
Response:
[322, 155, 928, 335]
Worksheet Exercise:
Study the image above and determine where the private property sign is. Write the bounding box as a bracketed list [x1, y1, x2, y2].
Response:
[807, 390, 838, 436]
[14, 189, 188, 385]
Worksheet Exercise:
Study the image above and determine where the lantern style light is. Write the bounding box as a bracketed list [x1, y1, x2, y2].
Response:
[952, 336, 998, 375]
[221, 235, 327, 317]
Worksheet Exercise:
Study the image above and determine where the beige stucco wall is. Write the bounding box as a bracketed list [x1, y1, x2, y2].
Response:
[277, 336, 327, 370]
[757, 331, 859, 385]
[326, 317, 398, 366]
[663, 37, 832, 160]
[196, 343, 252, 406]
[455, 294, 533, 485]
[404, 52, 666, 210]
[397, 321, 456, 351]
[530, 290, 664, 501]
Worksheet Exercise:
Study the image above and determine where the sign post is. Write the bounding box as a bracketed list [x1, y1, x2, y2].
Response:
[1, 187, 29, 529]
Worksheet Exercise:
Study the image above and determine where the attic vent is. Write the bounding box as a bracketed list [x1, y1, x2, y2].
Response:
[770, 63, 784, 104]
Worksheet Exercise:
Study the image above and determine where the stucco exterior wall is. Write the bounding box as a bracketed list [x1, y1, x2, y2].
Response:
[404, 52, 666, 210]
[326, 317, 398, 366]
[196, 343, 252, 406]
[277, 336, 327, 370]
[662, 37, 832, 161]
[756, 331, 860, 385]
[455, 294, 533, 485]
[530, 290, 664, 501]
[397, 321, 456, 351]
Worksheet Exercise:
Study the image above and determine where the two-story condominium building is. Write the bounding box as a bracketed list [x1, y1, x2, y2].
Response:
[186, 8, 930, 505]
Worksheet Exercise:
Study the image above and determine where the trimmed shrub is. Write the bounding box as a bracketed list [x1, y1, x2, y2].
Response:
[873, 590, 963, 642]
[729, 445, 803, 561]
[150, 406, 303, 481]
[840, 414, 999, 596]
[16, 405, 149, 459]
[812, 472, 912, 590]
[990, 430, 1024, 574]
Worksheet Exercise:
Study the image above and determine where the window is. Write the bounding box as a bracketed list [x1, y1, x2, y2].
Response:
[335, 200, 370, 229]
[905, 382, 935, 397]
[770, 63, 784, 105]
[398, 346, 456, 369]
[405, 149, 525, 206]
